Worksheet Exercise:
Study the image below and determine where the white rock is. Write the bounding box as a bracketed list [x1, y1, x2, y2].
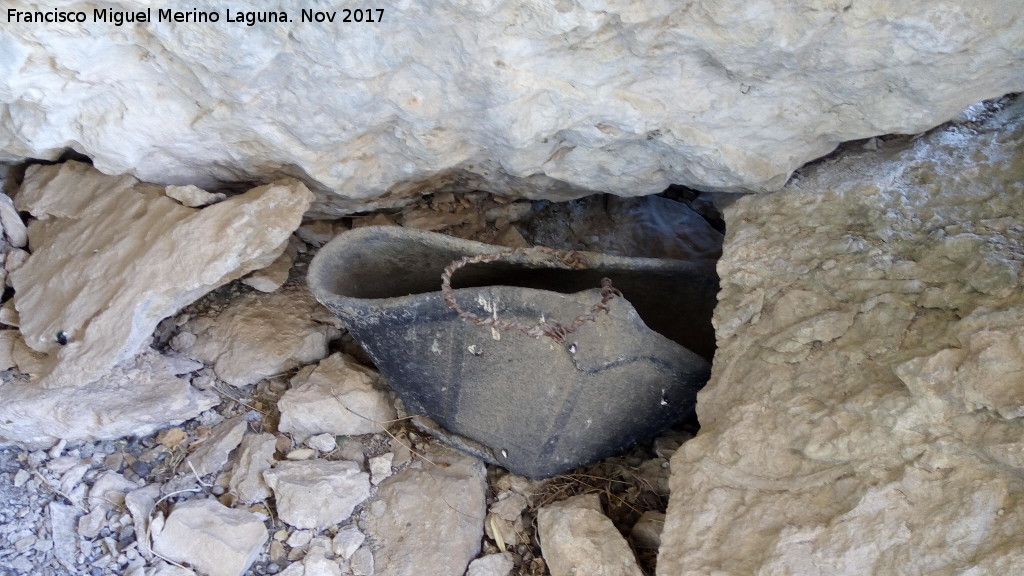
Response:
[78, 471, 140, 539]
[184, 415, 248, 477]
[331, 525, 364, 560]
[10, 161, 314, 388]
[538, 493, 642, 576]
[286, 530, 313, 548]
[368, 453, 393, 486]
[306, 433, 337, 453]
[349, 546, 375, 576]
[263, 460, 370, 530]
[2, 3, 1021, 212]
[226, 433, 278, 504]
[466, 553, 515, 576]
[176, 287, 333, 387]
[0, 350, 217, 447]
[278, 353, 396, 438]
[285, 448, 316, 461]
[0, 192, 27, 247]
[165, 184, 226, 207]
[302, 549, 343, 576]
[241, 249, 294, 293]
[363, 444, 486, 576]
[48, 502, 81, 569]
[125, 484, 162, 559]
[152, 498, 268, 576]
[658, 99, 1024, 575]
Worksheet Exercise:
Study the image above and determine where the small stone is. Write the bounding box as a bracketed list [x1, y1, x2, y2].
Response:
[12, 468, 29, 487]
[184, 415, 248, 477]
[303, 549, 343, 576]
[264, 460, 370, 530]
[227, 433, 278, 504]
[124, 484, 161, 558]
[286, 530, 313, 548]
[152, 498, 268, 576]
[368, 453, 393, 486]
[165, 184, 226, 207]
[306, 433, 337, 453]
[350, 546, 375, 576]
[242, 248, 294, 293]
[538, 493, 643, 576]
[331, 525, 365, 560]
[278, 354, 396, 439]
[467, 552, 515, 576]
[285, 448, 316, 461]
[630, 511, 666, 550]
[0, 192, 27, 248]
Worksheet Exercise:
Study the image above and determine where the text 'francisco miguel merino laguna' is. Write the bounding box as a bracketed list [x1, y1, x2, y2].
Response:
[7, 8, 384, 26]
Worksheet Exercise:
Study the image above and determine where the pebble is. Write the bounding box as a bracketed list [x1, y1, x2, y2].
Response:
[306, 433, 337, 453]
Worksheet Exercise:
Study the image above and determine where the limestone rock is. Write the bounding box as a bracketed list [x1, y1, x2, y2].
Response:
[467, 553, 515, 576]
[184, 415, 248, 478]
[10, 161, 314, 388]
[0, 350, 217, 447]
[241, 249, 294, 293]
[125, 483, 162, 558]
[175, 287, 333, 386]
[152, 498, 268, 576]
[263, 460, 370, 530]
[2, 3, 1022, 213]
[349, 547, 375, 576]
[658, 98, 1024, 574]
[538, 493, 643, 576]
[0, 192, 27, 247]
[165, 185, 226, 208]
[278, 353, 396, 439]
[363, 444, 486, 576]
[331, 525, 364, 560]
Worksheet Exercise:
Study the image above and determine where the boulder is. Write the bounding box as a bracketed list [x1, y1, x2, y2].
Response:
[2, 2, 1021, 214]
[658, 98, 1024, 574]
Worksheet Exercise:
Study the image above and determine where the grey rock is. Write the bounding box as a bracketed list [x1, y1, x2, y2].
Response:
[630, 511, 665, 550]
[466, 553, 515, 576]
[264, 460, 370, 530]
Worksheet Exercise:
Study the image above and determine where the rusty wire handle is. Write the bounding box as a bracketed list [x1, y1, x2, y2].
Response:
[440, 246, 623, 344]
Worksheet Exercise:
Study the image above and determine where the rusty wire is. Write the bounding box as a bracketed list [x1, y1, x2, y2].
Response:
[440, 246, 623, 344]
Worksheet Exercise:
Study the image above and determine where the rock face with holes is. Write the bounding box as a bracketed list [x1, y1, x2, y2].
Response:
[657, 100, 1024, 573]
[2, 1, 1022, 214]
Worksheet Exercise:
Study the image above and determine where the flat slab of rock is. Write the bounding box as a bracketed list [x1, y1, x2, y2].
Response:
[538, 493, 642, 576]
[362, 444, 486, 576]
[11, 161, 314, 388]
[658, 99, 1024, 574]
[227, 433, 278, 504]
[0, 350, 216, 446]
[278, 353, 396, 438]
[184, 415, 248, 477]
[152, 498, 268, 576]
[176, 286, 333, 386]
[264, 460, 370, 530]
